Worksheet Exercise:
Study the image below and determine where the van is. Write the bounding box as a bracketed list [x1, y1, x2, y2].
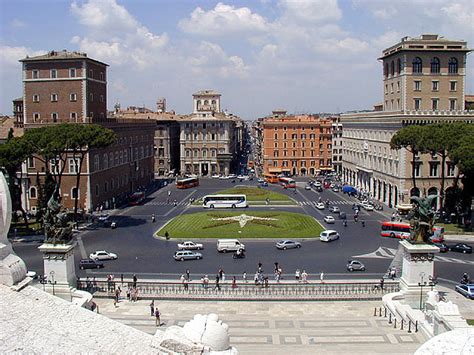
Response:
[319, 230, 340, 242]
[217, 239, 246, 253]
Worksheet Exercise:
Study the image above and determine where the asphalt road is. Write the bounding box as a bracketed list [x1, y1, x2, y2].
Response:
[13, 178, 473, 284]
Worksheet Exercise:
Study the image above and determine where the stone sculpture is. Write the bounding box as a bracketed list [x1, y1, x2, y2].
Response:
[407, 195, 438, 244]
[43, 186, 73, 245]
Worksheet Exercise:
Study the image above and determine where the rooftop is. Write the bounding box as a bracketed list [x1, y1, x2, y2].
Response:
[19, 50, 108, 66]
[193, 90, 221, 96]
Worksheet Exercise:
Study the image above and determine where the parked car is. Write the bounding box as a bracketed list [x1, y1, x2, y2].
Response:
[80, 258, 104, 269]
[314, 181, 322, 187]
[26, 270, 38, 279]
[320, 230, 340, 242]
[432, 242, 449, 253]
[455, 284, 474, 299]
[315, 202, 325, 210]
[305, 185, 311, 190]
[329, 206, 340, 213]
[89, 250, 118, 261]
[97, 214, 110, 222]
[448, 243, 472, 254]
[324, 216, 336, 224]
[173, 250, 203, 261]
[316, 186, 323, 192]
[211, 174, 220, 179]
[257, 178, 264, 183]
[177, 241, 204, 250]
[361, 203, 374, 211]
[276, 240, 302, 250]
[332, 187, 339, 192]
[346, 260, 366, 271]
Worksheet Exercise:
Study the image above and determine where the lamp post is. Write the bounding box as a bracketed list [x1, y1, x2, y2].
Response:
[428, 275, 438, 291]
[418, 272, 427, 310]
[49, 270, 57, 296]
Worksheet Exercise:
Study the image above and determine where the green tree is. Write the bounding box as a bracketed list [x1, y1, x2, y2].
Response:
[390, 125, 427, 194]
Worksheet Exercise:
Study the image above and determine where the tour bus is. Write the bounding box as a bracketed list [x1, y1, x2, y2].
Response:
[264, 173, 279, 184]
[279, 177, 296, 189]
[176, 177, 199, 189]
[128, 191, 145, 206]
[202, 194, 248, 209]
[380, 221, 411, 239]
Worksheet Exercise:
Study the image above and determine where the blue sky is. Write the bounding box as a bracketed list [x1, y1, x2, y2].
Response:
[1, 0, 473, 119]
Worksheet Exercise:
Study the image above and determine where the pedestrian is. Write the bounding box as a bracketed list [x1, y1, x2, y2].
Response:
[258, 262, 263, 273]
[221, 271, 226, 283]
[126, 286, 131, 301]
[150, 300, 155, 316]
[120, 273, 124, 285]
[320, 271, 324, 283]
[274, 262, 279, 274]
[202, 275, 209, 289]
[264, 277, 269, 288]
[301, 270, 308, 283]
[295, 269, 300, 282]
[186, 269, 190, 281]
[133, 287, 139, 301]
[168, 190, 171, 197]
[254, 272, 259, 285]
[232, 276, 237, 289]
[361, 219, 365, 227]
[155, 307, 161, 326]
[151, 214, 156, 223]
[114, 287, 121, 307]
[218, 268, 224, 281]
[380, 278, 385, 290]
[133, 274, 137, 289]
[243, 271, 247, 283]
[390, 268, 396, 279]
[173, 199, 177, 206]
[214, 274, 221, 291]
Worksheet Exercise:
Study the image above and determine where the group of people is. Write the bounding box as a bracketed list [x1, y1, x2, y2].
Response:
[149, 300, 161, 326]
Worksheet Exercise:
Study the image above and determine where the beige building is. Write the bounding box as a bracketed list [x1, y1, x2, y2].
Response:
[341, 34, 473, 209]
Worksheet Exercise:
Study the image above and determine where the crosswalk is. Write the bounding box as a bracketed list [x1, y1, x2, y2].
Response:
[298, 200, 353, 206]
[354, 247, 474, 266]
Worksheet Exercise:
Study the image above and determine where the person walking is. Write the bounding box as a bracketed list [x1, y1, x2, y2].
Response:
[301, 270, 308, 283]
[155, 307, 161, 326]
[151, 214, 156, 223]
[320, 271, 324, 283]
[214, 274, 221, 291]
[168, 190, 171, 197]
[361, 219, 365, 227]
[243, 271, 247, 283]
[232, 276, 237, 289]
[186, 269, 190, 281]
[150, 300, 155, 316]
[295, 269, 300, 282]
[133, 274, 137, 289]
[380, 278, 385, 290]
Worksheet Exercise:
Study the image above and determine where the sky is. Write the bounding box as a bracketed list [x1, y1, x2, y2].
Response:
[0, 0, 473, 119]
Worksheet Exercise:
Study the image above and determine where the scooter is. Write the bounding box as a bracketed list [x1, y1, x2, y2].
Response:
[233, 251, 246, 259]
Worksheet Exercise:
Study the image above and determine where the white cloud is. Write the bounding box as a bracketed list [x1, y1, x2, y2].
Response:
[179, 2, 269, 36]
[371, 30, 402, 50]
[278, 0, 342, 23]
[441, 1, 474, 32]
[0, 45, 45, 66]
[10, 19, 26, 28]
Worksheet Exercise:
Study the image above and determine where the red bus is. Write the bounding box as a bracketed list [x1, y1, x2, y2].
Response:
[264, 173, 279, 184]
[176, 177, 199, 189]
[128, 191, 145, 206]
[279, 177, 296, 189]
[380, 221, 411, 239]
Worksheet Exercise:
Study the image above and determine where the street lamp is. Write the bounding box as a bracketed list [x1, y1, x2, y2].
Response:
[418, 272, 427, 310]
[49, 270, 57, 296]
[428, 275, 438, 291]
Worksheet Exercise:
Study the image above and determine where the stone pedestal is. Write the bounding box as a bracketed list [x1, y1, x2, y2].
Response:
[399, 240, 440, 308]
[38, 243, 77, 299]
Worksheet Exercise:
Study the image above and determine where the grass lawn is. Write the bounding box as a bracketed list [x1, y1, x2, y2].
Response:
[467, 319, 474, 326]
[198, 186, 295, 205]
[157, 211, 323, 239]
[436, 223, 474, 235]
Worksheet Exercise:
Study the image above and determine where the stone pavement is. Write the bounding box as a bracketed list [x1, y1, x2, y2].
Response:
[94, 298, 427, 354]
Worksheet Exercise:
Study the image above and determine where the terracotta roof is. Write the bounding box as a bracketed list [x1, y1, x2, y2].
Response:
[20, 50, 108, 66]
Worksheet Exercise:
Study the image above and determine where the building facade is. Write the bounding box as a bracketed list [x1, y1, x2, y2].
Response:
[261, 111, 333, 176]
[331, 115, 343, 174]
[341, 34, 473, 209]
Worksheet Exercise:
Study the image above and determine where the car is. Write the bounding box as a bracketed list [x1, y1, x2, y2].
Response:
[448, 243, 472, 254]
[305, 185, 311, 190]
[314, 181, 322, 187]
[97, 214, 110, 222]
[320, 230, 340, 242]
[316, 186, 323, 192]
[332, 187, 339, 192]
[89, 250, 118, 261]
[315, 202, 325, 210]
[455, 284, 474, 299]
[211, 174, 220, 179]
[361, 203, 374, 211]
[329, 206, 340, 213]
[257, 178, 264, 183]
[26, 270, 38, 279]
[431, 242, 448, 253]
[276, 240, 302, 250]
[346, 260, 366, 272]
[177, 241, 204, 250]
[79, 258, 104, 269]
[173, 250, 203, 261]
[261, 181, 268, 187]
[324, 216, 336, 224]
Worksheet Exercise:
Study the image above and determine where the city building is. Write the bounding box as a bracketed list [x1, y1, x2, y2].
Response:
[260, 111, 333, 176]
[18, 50, 154, 212]
[331, 115, 343, 175]
[341, 34, 473, 208]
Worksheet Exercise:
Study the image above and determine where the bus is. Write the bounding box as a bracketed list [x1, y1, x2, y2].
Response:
[176, 177, 199, 189]
[264, 173, 279, 184]
[279, 177, 296, 189]
[128, 191, 145, 206]
[202, 194, 248, 209]
[380, 221, 411, 239]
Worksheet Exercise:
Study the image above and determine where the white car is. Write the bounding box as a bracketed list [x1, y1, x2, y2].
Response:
[89, 250, 118, 261]
[211, 174, 220, 179]
[316, 202, 325, 210]
[257, 178, 264, 183]
[324, 216, 336, 224]
[362, 203, 374, 211]
[177, 241, 204, 250]
[314, 181, 322, 187]
[305, 185, 311, 190]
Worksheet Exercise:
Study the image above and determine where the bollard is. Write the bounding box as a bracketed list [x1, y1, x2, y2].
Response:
[389, 313, 392, 324]
[401, 319, 404, 330]
[408, 321, 412, 333]
[374, 307, 377, 316]
[379, 307, 382, 317]
[394, 318, 397, 328]
[384, 307, 387, 318]
[415, 321, 418, 332]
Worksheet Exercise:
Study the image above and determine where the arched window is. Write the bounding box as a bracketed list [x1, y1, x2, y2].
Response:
[397, 58, 402, 74]
[384, 63, 388, 77]
[30, 187, 37, 199]
[412, 57, 422, 73]
[390, 61, 395, 76]
[448, 57, 458, 74]
[430, 57, 440, 73]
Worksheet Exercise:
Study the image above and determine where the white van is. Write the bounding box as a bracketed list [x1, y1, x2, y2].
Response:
[217, 239, 246, 253]
[320, 230, 340, 242]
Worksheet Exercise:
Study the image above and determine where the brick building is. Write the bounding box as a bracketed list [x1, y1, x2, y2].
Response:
[260, 111, 333, 176]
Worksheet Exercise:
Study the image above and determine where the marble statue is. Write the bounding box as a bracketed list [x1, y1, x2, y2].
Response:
[43, 186, 73, 245]
[407, 195, 438, 244]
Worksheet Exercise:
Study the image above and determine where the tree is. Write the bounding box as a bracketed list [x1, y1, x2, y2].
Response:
[390, 125, 427, 194]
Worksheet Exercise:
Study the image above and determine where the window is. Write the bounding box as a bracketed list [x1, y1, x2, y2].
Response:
[414, 81, 421, 91]
[432, 99, 439, 111]
[100, 95, 104, 103]
[384, 63, 388, 77]
[450, 81, 457, 91]
[390, 83, 394, 93]
[69, 158, 80, 173]
[33, 113, 40, 122]
[70, 68, 76, 78]
[29, 187, 37, 199]
[100, 72, 104, 81]
[414, 98, 421, 110]
[450, 99, 457, 111]
[447, 163, 455, 177]
[50, 69, 57, 78]
[412, 162, 420, 177]
[27, 157, 35, 168]
[432, 81, 439, 91]
[274, 150, 279, 157]
[274, 133, 278, 139]
[104, 182, 108, 193]
[89, 69, 93, 78]
[385, 84, 388, 94]
[70, 112, 77, 121]
[94, 155, 100, 171]
[89, 112, 93, 119]
[51, 112, 58, 122]
[194, 149, 198, 158]
[33, 94, 39, 102]
[390, 61, 395, 76]
[397, 58, 402, 74]
[412, 57, 422, 74]
[89, 93, 93, 102]
[51, 93, 58, 102]
[429, 162, 439, 177]
[397, 81, 400, 92]
[430, 57, 440, 73]
[274, 142, 278, 148]
[50, 158, 61, 174]
[448, 57, 458, 74]
[71, 187, 79, 199]
[32, 70, 39, 79]
[70, 93, 77, 101]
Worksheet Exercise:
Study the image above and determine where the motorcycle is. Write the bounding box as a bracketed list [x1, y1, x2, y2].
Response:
[233, 250, 246, 259]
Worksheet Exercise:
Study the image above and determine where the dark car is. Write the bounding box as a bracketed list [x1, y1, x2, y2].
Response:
[432, 242, 449, 253]
[79, 258, 104, 270]
[449, 243, 472, 254]
[316, 186, 323, 192]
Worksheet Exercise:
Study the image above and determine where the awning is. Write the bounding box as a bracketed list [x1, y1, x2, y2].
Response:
[319, 167, 333, 171]
[281, 168, 291, 172]
[268, 168, 282, 173]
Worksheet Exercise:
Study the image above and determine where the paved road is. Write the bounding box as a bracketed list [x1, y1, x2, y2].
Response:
[13, 178, 473, 284]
